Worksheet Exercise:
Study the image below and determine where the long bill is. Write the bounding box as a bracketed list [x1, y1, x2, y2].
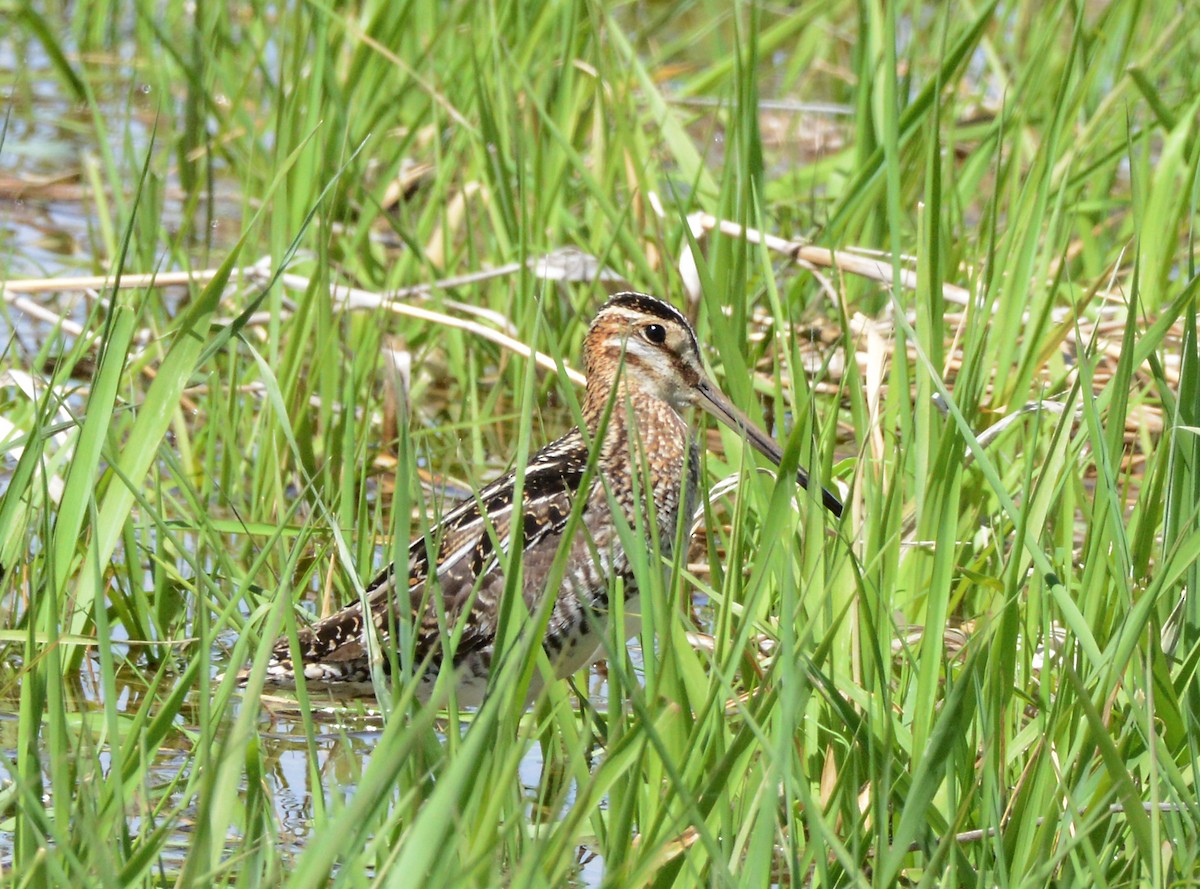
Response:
[695, 378, 844, 518]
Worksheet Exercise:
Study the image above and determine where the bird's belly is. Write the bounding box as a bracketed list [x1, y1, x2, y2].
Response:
[414, 649, 492, 708]
[411, 595, 642, 707]
[547, 593, 642, 681]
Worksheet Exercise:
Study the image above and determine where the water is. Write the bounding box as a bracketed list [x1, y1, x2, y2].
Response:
[0, 13, 792, 884]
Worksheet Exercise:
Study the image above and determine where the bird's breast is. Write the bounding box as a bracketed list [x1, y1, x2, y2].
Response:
[598, 396, 695, 550]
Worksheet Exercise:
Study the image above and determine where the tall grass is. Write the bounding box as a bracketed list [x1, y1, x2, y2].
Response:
[1, 0, 1198, 886]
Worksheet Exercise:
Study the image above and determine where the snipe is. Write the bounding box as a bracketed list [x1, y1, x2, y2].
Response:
[240, 292, 842, 704]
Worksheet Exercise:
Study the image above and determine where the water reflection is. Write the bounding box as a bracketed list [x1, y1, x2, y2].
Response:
[0, 655, 618, 883]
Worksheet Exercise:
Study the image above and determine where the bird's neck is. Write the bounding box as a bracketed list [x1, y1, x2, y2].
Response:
[582, 378, 637, 440]
[582, 380, 689, 461]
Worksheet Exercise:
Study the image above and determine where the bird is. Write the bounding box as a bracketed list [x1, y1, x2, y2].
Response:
[239, 292, 842, 705]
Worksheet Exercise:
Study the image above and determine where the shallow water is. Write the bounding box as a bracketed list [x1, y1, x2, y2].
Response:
[0, 660, 615, 882]
[0, 14, 767, 884]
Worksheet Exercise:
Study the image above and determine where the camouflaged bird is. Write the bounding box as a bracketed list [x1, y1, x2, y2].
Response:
[240, 292, 842, 705]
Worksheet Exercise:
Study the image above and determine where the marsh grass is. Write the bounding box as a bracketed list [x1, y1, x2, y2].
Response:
[1, 0, 1199, 886]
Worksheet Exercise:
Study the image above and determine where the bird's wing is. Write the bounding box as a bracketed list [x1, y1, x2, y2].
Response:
[270, 430, 590, 668]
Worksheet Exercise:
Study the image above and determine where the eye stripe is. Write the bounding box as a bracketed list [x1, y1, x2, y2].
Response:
[592, 293, 702, 363]
[602, 292, 689, 326]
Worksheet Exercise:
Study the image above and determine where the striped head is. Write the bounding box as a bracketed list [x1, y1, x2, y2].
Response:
[580, 291, 844, 517]
[583, 292, 704, 411]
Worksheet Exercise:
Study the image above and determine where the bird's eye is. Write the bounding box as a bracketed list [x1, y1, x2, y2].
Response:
[643, 323, 667, 345]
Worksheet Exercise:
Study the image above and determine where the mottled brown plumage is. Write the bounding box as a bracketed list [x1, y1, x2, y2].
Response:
[239, 292, 842, 704]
